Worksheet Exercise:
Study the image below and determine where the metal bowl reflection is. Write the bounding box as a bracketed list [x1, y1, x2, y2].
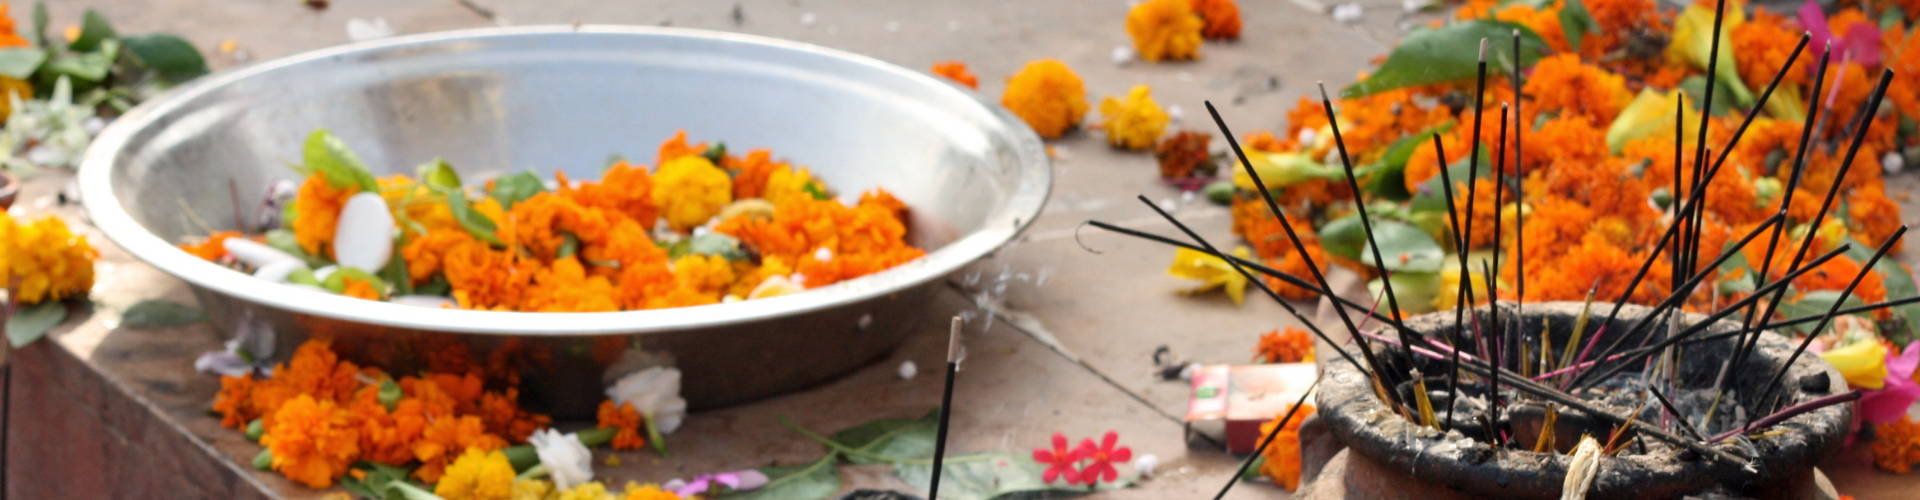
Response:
[78, 26, 1049, 415]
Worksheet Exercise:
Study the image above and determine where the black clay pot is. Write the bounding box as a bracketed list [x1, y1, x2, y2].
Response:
[1317, 302, 1850, 499]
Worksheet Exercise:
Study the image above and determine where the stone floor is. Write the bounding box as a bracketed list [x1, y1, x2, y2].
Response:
[9, 0, 1920, 498]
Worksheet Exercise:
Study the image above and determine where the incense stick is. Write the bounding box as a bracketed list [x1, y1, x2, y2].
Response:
[1753, 226, 1907, 417]
[928, 316, 962, 500]
[1320, 82, 1416, 368]
[1215, 374, 1322, 500]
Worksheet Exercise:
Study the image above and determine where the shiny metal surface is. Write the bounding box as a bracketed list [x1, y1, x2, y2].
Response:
[78, 25, 1050, 415]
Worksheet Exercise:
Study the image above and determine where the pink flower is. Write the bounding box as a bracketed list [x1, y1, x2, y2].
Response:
[1076, 431, 1133, 484]
[1032, 433, 1086, 484]
[1799, 0, 1882, 68]
[1860, 342, 1920, 424]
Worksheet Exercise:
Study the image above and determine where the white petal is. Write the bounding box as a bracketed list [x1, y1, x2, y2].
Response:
[252, 260, 305, 283]
[332, 192, 396, 271]
[529, 429, 594, 490]
[607, 367, 689, 434]
[1133, 454, 1160, 476]
[224, 238, 301, 268]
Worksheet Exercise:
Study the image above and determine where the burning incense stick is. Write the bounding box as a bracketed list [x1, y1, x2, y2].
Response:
[929, 315, 961, 500]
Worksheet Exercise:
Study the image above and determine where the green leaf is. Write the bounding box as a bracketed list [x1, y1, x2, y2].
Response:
[68, 9, 117, 52]
[1846, 241, 1920, 344]
[717, 453, 841, 500]
[6, 301, 67, 348]
[487, 171, 546, 209]
[378, 379, 403, 410]
[802, 181, 830, 201]
[440, 187, 504, 246]
[1776, 289, 1866, 336]
[1342, 21, 1548, 98]
[1365, 122, 1455, 201]
[303, 130, 382, 192]
[1369, 271, 1440, 315]
[1409, 146, 1493, 214]
[830, 412, 938, 465]
[413, 275, 450, 297]
[416, 159, 461, 190]
[321, 267, 388, 297]
[287, 268, 322, 287]
[29, 2, 48, 48]
[120, 299, 206, 328]
[556, 233, 580, 259]
[379, 239, 412, 295]
[1678, 75, 1735, 116]
[702, 142, 728, 164]
[1559, 0, 1598, 53]
[0, 47, 47, 79]
[40, 42, 116, 83]
[263, 229, 330, 268]
[893, 452, 1130, 500]
[1318, 216, 1446, 272]
[687, 232, 749, 261]
[120, 34, 209, 83]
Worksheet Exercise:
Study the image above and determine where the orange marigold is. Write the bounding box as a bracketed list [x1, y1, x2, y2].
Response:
[1731, 8, 1811, 91]
[213, 374, 258, 428]
[931, 61, 979, 89]
[291, 173, 356, 256]
[1874, 416, 1920, 473]
[1127, 0, 1205, 62]
[1522, 54, 1630, 127]
[519, 256, 620, 312]
[412, 415, 507, 483]
[262, 395, 361, 488]
[597, 400, 649, 450]
[1849, 189, 1904, 253]
[655, 130, 707, 167]
[1001, 59, 1088, 139]
[562, 161, 659, 231]
[714, 192, 925, 290]
[1189, 0, 1241, 39]
[180, 231, 244, 261]
[0, 3, 30, 48]
[1255, 327, 1315, 363]
[1257, 403, 1315, 491]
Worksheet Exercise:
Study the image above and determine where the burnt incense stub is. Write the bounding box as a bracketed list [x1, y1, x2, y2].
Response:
[1316, 302, 1850, 500]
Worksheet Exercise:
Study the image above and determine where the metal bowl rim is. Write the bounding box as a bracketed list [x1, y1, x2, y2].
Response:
[78, 24, 1051, 336]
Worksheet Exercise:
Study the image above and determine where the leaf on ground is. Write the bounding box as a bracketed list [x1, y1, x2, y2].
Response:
[1318, 216, 1445, 273]
[6, 300, 68, 348]
[120, 299, 206, 328]
[718, 453, 842, 500]
[893, 452, 1130, 500]
[1342, 20, 1548, 98]
[831, 411, 939, 465]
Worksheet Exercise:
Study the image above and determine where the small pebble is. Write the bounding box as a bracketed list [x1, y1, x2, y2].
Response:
[800, 12, 817, 26]
[1166, 104, 1184, 123]
[345, 17, 394, 42]
[1111, 46, 1136, 65]
[1133, 454, 1160, 476]
[1884, 151, 1904, 174]
[898, 360, 918, 380]
[1332, 3, 1363, 23]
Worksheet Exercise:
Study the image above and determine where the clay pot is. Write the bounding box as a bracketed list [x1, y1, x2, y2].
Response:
[1316, 302, 1850, 499]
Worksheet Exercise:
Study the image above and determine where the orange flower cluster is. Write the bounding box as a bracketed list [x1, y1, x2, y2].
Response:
[211, 132, 923, 313]
[1874, 416, 1920, 473]
[212, 340, 546, 487]
[1001, 60, 1089, 139]
[1257, 403, 1316, 491]
[1254, 327, 1315, 363]
[1189, 0, 1241, 40]
[931, 61, 979, 89]
[596, 400, 649, 451]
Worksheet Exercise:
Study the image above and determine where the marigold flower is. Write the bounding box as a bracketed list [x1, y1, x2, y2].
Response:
[213, 375, 258, 428]
[1189, 0, 1241, 39]
[413, 415, 508, 483]
[1257, 403, 1315, 491]
[1262, 243, 1329, 301]
[650, 155, 734, 232]
[1255, 327, 1315, 363]
[1522, 55, 1631, 128]
[713, 193, 923, 289]
[1848, 189, 1904, 253]
[180, 230, 244, 261]
[930, 61, 978, 89]
[0, 3, 31, 47]
[654, 130, 707, 167]
[262, 395, 361, 488]
[1098, 85, 1171, 150]
[1001, 59, 1088, 139]
[1155, 131, 1217, 182]
[437, 448, 517, 500]
[0, 213, 99, 304]
[564, 161, 660, 230]
[1127, 0, 1205, 62]
[1873, 416, 1920, 473]
[596, 400, 649, 451]
[291, 173, 357, 257]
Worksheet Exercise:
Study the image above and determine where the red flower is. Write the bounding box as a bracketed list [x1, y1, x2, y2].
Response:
[1032, 433, 1086, 484]
[1077, 431, 1133, 484]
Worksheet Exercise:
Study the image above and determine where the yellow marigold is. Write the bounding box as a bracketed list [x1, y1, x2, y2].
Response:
[650, 155, 733, 232]
[262, 395, 361, 488]
[1001, 59, 1088, 139]
[413, 416, 508, 483]
[1098, 85, 1171, 150]
[380, 175, 459, 238]
[512, 479, 555, 500]
[1257, 403, 1315, 491]
[931, 61, 979, 89]
[291, 173, 357, 257]
[520, 256, 620, 312]
[762, 164, 819, 206]
[0, 213, 98, 304]
[436, 448, 516, 500]
[1190, 0, 1242, 39]
[596, 400, 648, 451]
[557, 482, 618, 500]
[671, 254, 737, 301]
[1127, 0, 1204, 62]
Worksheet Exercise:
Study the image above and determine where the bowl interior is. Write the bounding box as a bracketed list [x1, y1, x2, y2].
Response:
[82, 26, 1049, 334]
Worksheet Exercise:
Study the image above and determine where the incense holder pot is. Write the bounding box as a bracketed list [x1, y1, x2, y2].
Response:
[1314, 302, 1850, 499]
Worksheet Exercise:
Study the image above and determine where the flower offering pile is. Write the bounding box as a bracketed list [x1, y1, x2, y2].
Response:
[179, 130, 924, 312]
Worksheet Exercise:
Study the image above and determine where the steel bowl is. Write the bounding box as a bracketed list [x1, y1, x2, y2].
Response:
[78, 26, 1049, 415]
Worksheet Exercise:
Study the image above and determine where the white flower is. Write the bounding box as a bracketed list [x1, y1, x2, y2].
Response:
[897, 360, 918, 380]
[529, 429, 594, 490]
[607, 367, 688, 434]
[1331, 3, 1364, 23]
